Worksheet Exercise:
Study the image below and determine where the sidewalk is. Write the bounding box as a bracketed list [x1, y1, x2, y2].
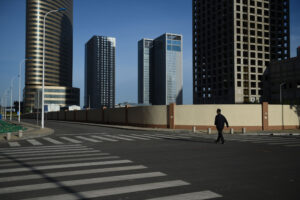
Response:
[50, 120, 300, 136]
[0, 120, 54, 142]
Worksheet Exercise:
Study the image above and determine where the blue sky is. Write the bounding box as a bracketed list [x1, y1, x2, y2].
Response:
[0, 0, 299, 107]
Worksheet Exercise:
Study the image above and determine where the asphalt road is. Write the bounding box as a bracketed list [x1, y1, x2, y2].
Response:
[0, 120, 299, 200]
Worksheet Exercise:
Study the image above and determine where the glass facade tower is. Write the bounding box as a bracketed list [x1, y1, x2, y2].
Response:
[85, 36, 116, 109]
[138, 33, 183, 105]
[138, 39, 153, 105]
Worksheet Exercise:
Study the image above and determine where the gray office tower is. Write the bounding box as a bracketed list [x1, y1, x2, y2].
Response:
[138, 33, 183, 105]
[85, 36, 116, 108]
[193, 0, 290, 104]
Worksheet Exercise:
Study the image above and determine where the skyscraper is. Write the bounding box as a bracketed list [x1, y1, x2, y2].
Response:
[193, 0, 290, 104]
[25, 0, 79, 111]
[138, 39, 153, 105]
[85, 36, 116, 109]
[138, 33, 183, 105]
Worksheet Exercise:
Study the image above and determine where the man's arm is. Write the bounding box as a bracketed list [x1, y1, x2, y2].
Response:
[214, 116, 217, 126]
[224, 116, 229, 127]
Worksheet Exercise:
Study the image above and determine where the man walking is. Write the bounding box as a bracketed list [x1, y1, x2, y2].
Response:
[214, 108, 229, 144]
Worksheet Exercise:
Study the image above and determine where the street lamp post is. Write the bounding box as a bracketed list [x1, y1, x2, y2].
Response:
[280, 82, 286, 130]
[4, 89, 9, 120]
[10, 77, 17, 121]
[18, 58, 32, 123]
[41, 8, 66, 129]
[280, 82, 286, 104]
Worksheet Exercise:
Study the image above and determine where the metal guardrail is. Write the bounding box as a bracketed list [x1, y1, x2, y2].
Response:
[0, 120, 26, 134]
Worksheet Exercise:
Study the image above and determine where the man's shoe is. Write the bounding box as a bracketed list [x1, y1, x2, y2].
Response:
[222, 141, 225, 144]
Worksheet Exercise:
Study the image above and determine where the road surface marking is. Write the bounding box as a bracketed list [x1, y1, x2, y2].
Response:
[26, 139, 43, 146]
[0, 172, 166, 194]
[119, 134, 150, 140]
[42, 137, 63, 144]
[8, 142, 20, 147]
[0, 150, 100, 160]
[91, 135, 118, 142]
[60, 137, 82, 143]
[0, 156, 119, 167]
[103, 134, 134, 141]
[146, 190, 222, 200]
[23, 180, 190, 200]
[0, 160, 132, 174]
[130, 134, 162, 140]
[0, 145, 90, 153]
[75, 136, 102, 143]
[0, 165, 147, 182]
[0, 144, 82, 151]
[1, 147, 94, 155]
[0, 153, 109, 163]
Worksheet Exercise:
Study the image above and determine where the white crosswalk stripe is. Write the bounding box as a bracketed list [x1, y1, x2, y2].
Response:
[8, 142, 20, 147]
[0, 149, 101, 159]
[146, 190, 222, 200]
[0, 147, 95, 155]
[0, 165, 147, 183]
[26, 139, 43, 146]
[0, 172, 166, 194]
[60, 136, 82, 143]
[0, 153, 109, 163]
[130, 134, 163, 140]
[42, 137, 63, 144]
[0, 144, 86, 153]
[0, 143, 222, 200]
[0, 144, 82, 151]
[75, 136, 102, 142]
[103, 134, 135, 141]
[23, 181, 191, 200]
[0, 159, 133, 174]
[120, 134, 150, 140]
[0, 156, 119, 167]
[91, 135, 118, 142]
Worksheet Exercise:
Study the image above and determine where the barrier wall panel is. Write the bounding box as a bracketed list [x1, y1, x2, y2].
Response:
[87, 109, 103, 122]
[75, 110, 86, 121]
[175, 105, 262, 126]
[58, 111, 65, 120]
[104, 108, 126, 124]
[66, 111, 75, 121]
[128, 106, 168, 126]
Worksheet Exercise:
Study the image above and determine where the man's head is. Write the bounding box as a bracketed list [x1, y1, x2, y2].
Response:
[217, 108, 221, 114]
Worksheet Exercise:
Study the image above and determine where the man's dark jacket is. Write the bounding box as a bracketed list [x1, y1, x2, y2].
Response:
[215, 114, 229, 130]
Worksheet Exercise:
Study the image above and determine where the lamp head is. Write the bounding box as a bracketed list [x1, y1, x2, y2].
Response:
[58, 8, 66, 12]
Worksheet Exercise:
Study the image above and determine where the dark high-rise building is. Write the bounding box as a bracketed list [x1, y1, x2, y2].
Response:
[193, 0, 290, 104]
[138, 33, 183, 105]
[85, 36, 116, 109]
[263, 47, 300, 104]
[25, 0, 79, 111]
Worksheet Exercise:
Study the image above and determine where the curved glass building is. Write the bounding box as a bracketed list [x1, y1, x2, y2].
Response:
[24, 0, 79, 111]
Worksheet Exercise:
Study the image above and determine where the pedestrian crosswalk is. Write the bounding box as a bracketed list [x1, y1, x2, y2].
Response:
[2, 132, 300, 148]
[190, 133, 300, 147]
[2, 133, 192, 148]
[0, 144, 222, 200]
